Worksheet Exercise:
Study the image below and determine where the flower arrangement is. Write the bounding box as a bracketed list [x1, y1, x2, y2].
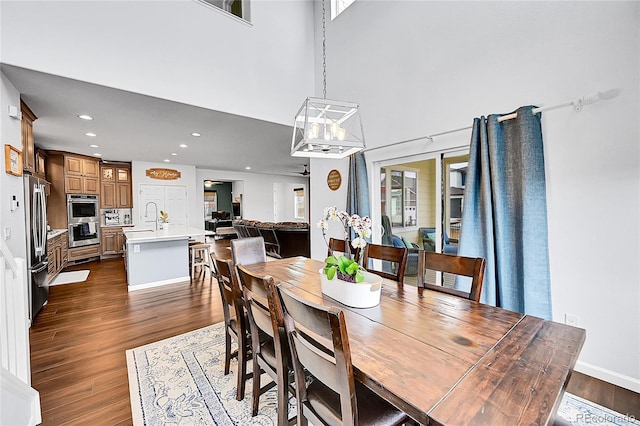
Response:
[318, 206, 372, 283]
[159, 211, 169, 224]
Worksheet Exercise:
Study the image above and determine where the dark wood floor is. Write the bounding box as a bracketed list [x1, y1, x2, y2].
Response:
[29, 240, 232, 425]
[29, 238, 639, 424]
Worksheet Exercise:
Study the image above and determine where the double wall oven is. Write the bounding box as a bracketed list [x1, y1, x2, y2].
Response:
[67, 194, 100, 248]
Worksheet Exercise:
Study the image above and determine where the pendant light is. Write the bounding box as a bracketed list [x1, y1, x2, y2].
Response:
[291, 0, 365, 159]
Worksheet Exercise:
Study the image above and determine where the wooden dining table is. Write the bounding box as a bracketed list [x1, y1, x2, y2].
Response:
[243, 256, 586, 426]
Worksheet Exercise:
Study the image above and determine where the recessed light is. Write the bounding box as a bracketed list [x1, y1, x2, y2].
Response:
[245, 166, 251, 170]
[179, 144, 188, 148]
[170, 152, 178, 156]
[78, 114, 93, 120]
[93, 153, 101, 157]
[89, 144, 99, 148]
[85, 132, 97, 137]
[163, 159, 170, 163]
[191, 132, 201, 137]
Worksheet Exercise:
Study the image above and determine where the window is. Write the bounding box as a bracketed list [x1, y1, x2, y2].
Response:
[380, 167, 418, 228]
[331, 0, 356, 20]
[294, 188, 305, 219]
[195, 0, 251, 23]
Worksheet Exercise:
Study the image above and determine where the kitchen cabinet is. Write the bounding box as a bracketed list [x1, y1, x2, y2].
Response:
[21, 100, 37, 174]
[35, 148, 47, 179]
[65, 154, 99, 194]
[101, 226, 126, 256]
[68, 244, 101, 264]
[47, 230, 68, 283]
[100, 164, 132, 208]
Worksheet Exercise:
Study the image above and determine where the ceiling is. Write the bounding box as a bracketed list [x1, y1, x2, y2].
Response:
[2, 65, 310, 177]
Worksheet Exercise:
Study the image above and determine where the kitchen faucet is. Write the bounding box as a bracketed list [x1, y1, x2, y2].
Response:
[144, 201, 159, 231]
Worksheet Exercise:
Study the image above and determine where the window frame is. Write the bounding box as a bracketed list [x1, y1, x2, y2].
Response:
[380, 165, 420, 232]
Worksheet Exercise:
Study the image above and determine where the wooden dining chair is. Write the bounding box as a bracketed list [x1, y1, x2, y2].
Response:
[327, 237, 360, 263]
[236, 264, 294, 425]
[277, 284, 409, 426]
[362, 242, 408, 282]
[416, 250, 486, 302]
[211, 254, 253, 401]
[231, 236, 267, 266]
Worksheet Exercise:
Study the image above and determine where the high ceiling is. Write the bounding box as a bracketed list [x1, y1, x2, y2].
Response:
[2, 65, 310, 177]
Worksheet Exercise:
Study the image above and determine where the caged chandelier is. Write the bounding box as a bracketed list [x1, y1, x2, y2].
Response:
[291, 0, 365, 159]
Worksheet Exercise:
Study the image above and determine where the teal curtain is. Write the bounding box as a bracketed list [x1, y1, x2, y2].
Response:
[458, 106, 552, 319]
[346, 152, 370, 219]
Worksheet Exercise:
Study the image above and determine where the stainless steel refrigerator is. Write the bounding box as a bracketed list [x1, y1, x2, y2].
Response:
[24, 174, 49, 320]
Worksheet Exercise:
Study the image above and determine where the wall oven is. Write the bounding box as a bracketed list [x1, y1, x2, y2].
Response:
[68, 194, 99, 223]
[67, 194, 100, 248]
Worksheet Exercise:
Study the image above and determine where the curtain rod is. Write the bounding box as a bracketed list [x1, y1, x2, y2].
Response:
[363, 89, 619, 153]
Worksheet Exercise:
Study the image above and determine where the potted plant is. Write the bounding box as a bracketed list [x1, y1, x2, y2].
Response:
[159, 210, 169, 230]
[318, 207, 381, 308]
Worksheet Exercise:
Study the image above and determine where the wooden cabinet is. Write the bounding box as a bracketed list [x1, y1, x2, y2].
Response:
[21, 100, 37, 174]
[101, 226, 126, 256]
[35, 148, 47, 179]
[65, 155, 99, 194]
[68, 245, 101, 263]
[47, 231, 68, 283]
[100, 164, 132, 208]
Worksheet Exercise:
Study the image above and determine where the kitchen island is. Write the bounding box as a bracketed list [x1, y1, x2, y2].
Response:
[123, 226, 210, 291]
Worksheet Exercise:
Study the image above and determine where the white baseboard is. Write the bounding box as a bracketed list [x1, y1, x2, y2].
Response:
[575, 361, 640, 393]
[127, 276, 191, 291]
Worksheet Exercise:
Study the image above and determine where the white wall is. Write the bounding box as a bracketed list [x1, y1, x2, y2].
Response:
[321, 2, 639, 390]
[131, 161, 199, 228]
[274, 182, 308, 222]
[0, 0, 314, 126]
[0, 72, 26, 259]
[196, 168, 309, 223]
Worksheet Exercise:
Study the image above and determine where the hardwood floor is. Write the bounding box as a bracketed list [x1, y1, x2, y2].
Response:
[30, 241, 229, 425]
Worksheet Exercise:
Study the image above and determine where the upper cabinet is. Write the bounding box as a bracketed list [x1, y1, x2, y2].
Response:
[64, 154, 99, 194]
[20, 100, 37, 174]
[100, 164, 132, 208]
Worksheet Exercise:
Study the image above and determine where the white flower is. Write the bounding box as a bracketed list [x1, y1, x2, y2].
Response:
[351, 237, 367, 249]
[317, 219, 328, 230]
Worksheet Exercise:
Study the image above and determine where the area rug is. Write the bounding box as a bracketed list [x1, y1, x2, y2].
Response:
[49, 270, 90, 286]
[126, 323, 636, 426]
[126, 322, 295, 425]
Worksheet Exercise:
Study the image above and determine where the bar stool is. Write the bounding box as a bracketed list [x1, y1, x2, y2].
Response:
[189, 242, 212, 282]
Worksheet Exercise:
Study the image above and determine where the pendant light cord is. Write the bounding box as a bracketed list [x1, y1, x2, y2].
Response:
[322, 0, 327, 99]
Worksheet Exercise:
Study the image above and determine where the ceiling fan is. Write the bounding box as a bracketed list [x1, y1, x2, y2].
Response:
[288, 164, 310, 176]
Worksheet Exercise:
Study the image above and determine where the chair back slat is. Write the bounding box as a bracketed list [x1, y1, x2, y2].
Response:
[237, 264, 278, 338]
[231, 236, 267, 266]
[417, 251, 486, 302]
[362, 243, 408, 282]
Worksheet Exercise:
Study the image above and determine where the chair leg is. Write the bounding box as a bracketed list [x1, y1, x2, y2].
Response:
[277, 367, 289, 426]
[236, 340, 247, 401]
[224, 329, 232, 375]
[251, 359, 261, 416]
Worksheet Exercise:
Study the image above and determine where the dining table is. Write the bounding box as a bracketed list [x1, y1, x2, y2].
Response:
[243, 256, 586, 426]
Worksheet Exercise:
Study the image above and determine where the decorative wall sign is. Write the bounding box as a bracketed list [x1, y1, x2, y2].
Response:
[327, 169, 342, 191]
[4, 144, 22, 176]
[146, 168, 181, 180]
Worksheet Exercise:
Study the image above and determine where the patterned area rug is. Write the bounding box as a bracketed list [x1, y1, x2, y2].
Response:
[126, 323, 637, 426]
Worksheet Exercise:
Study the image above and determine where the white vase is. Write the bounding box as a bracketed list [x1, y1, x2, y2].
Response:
[161, 223, 169, 232]
[319, 269, 382, 308]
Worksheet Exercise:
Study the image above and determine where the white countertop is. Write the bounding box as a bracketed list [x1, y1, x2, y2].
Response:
[123, 226, 210, 243]
[47, 229, 68, 239]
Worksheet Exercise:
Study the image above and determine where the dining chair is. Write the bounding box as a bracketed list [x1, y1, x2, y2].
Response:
[231, 236, 267, 266]
[327, 237, 360, 263]
[236, 264, 294, 425]
[416, 250, 486, 302]
[361, 242, 408, 282]
[277, 284, 409, 426]
[211, 254, 253, 401]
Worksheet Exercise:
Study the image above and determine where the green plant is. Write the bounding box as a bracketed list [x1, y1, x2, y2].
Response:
[318, 206, 372, 283]
[324, 255, 364, 283]
[159, 211, 169, 223]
